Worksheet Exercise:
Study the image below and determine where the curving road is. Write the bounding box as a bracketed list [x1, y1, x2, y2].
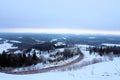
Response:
[6, 53, 84, 75]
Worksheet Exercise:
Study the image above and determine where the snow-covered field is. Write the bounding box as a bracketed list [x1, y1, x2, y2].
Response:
[101, 43, 120, 46]
[50, 39, 57, 42]
[88, 37, 96, 39]
[9, 40, 21, 43]
[0, 44, 120, 80]
[0, 57, 120, 80]
[0, 40, 17, 53]
[55, 44, 112, 71]
[18, 37, 23, 39]
[0, 38, 2, 40]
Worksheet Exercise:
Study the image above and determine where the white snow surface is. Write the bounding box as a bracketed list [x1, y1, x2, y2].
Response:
[0, 38, 2, 40]
[10, 40, 21, 43]
[50, 39, 57, 42]
[88, 37, 96, 39]
[0, 44, 120, 80]
[14, 50, 22, 54]
[0, 57, 120, 80]
[54, 42, 66, 46]
[62, 37, 66, 40]
[75, 44, 90, 48]
[102, 43, 120, 46]
[0, 41, 17, 53]
[35, 40, 45, 43]
[18, 37, 23, 39]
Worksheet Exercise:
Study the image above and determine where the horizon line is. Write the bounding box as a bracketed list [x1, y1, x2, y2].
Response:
[0, 28, 120, 35]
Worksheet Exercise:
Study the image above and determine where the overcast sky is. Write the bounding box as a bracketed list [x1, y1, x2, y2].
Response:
[0, 0, 120, 33]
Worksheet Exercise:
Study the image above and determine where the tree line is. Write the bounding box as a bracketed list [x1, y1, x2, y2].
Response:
[88, 46, 120, 56]
[0, 47, 81, 68]
[0, 50, 39, 67]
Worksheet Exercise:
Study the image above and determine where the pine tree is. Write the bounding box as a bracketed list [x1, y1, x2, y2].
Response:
[32, 50, 37, 60]
[1, 50, 8, 67]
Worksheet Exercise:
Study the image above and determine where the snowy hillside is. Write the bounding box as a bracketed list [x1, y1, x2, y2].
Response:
[0, 57, 120, 80]
[0, 34, 120, 80]
[0, 45, 120, 80]
[0, 40, 18, 53]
